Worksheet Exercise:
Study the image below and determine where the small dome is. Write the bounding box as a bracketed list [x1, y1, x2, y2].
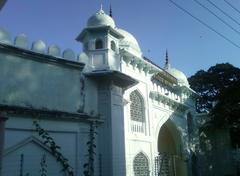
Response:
[117, 28, 142, 54]
[165, 67, 189, 87]
[87, 9, 116, 28]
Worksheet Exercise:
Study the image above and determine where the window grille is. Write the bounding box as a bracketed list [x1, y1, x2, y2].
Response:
[130, 90, 145, 122]
[133, 152, 149, 176]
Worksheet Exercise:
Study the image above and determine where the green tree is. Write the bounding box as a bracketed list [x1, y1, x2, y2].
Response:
[188, 63, 240, 113]
[211, 81, 240, 128]
[188, 63, 240, 148]
[211, 81, 240, 148]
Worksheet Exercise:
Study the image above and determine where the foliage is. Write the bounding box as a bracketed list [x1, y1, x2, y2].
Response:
[33, 121, 74, 176]
[83, 121, 97, 176]
[19, 154, 30, 176]
[212, 81, 240, 148]
[211, 81, 240, 128]
[40, 154, 47, 176]
[19, 154, 24, 176]
[188, 63, 240, 113]
[188, 63, 240, 148]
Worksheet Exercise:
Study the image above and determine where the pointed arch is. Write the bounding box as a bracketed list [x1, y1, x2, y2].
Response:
[156, 119, 188, 176]
[157, 119, 183, 155]
[133, 152, 149, 176]
[130, 90, 145, 122]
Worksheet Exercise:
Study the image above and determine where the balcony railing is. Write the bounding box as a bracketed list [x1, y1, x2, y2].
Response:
[131, 121, 145, 133]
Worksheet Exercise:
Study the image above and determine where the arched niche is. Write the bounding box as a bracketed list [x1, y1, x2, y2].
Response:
[157, 119, 188, 176]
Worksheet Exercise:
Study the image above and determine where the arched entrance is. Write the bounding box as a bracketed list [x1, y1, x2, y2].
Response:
[155, 119, 187, 176]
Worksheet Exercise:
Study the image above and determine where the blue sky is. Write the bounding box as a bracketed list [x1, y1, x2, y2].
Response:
[0, 0, 240, 77]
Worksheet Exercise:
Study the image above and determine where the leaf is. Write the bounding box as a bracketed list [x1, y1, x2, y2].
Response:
[83, 163, 89, 168]
[38, 129, 42, 135]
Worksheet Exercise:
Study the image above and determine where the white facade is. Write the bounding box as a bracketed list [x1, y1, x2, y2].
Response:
[0, 8, 198, 176]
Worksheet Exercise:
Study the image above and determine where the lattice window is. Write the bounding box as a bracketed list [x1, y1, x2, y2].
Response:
[130, 90, 145, 122]
[133, 152, 149, 176]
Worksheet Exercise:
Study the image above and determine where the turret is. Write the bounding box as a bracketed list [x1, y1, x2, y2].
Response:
[76, 7, 123, 71]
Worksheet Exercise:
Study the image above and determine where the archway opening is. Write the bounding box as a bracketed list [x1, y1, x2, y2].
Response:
[158, 122, 177, 155]
[156, 119, 187, 176]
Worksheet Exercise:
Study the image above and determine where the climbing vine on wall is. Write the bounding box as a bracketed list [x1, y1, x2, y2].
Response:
[33, 121, 74, 176]
[83, 121, 97, 176]
[78, 74, 85, 112]
[40, 154, 47, 176]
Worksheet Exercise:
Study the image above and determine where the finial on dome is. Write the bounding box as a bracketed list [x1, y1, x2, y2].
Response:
[97, 4, 104, 14]
[165, 50, 168, 64]
[109, 4, 113, 17]
[164, 49, 170, 69]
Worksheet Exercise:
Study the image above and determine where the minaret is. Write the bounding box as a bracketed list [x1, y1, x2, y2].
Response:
[109, 4, 113, 17]
[164, 49, 170, 69]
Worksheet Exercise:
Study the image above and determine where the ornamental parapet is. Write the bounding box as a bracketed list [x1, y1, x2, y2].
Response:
[120, 49, 159, 74]
[0, 28, 78, 61]
[150, 91, 189, 112]
[174, 85, 199, 99]
[152, 70, 178, 89]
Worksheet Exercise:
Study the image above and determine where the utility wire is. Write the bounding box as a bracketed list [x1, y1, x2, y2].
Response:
[206, 0, 240, 27]
[168, 0, 240, 49]
[193, 0, 240, 36]
[224, 0, 240, 15]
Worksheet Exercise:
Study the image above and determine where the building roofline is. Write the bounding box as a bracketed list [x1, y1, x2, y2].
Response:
[0, 42, 85, 70]
[76, 26, 124, 42]
[0, 104, 103, 123]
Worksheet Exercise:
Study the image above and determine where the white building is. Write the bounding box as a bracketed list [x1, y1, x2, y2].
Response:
[0, 8, 198, 176]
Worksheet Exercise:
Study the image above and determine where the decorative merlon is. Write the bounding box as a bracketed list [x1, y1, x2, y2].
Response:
[0, 28, 78, 61]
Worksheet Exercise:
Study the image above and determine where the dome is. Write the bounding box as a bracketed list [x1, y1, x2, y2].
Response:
[117, 28, 142, 54]
[165, 67, 189, 87]
[87, 9, 116, 28]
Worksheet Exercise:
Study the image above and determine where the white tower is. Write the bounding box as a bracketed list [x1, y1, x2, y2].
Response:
[76, 8, 123, 71]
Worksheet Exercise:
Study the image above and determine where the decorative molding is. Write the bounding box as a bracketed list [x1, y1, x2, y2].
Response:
[150, 91, 189, 113]
[3, 136, 52, 156]
[0, 28, 79, 62]
[0, 104, 104, 123]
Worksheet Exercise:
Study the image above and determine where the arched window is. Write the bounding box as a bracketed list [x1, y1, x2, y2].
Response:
[111, 40, 116, 51]
[130, 90, 145, 122]
[133, 152, 149, 176]
[95, 39, 103, 49]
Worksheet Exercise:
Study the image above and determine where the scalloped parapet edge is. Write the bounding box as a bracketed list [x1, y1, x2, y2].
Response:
[0, 28, 79, 61]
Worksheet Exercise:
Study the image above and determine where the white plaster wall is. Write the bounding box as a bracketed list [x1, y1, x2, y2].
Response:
[0, 53, 85, 113]
[83, 78, 98, 115]
[3, 115, 90, 176]
[121, 61, 190, 175]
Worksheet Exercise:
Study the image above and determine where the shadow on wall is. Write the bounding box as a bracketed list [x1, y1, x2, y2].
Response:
[0, 45, 85, 113]
[157, 119, 188, 176]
